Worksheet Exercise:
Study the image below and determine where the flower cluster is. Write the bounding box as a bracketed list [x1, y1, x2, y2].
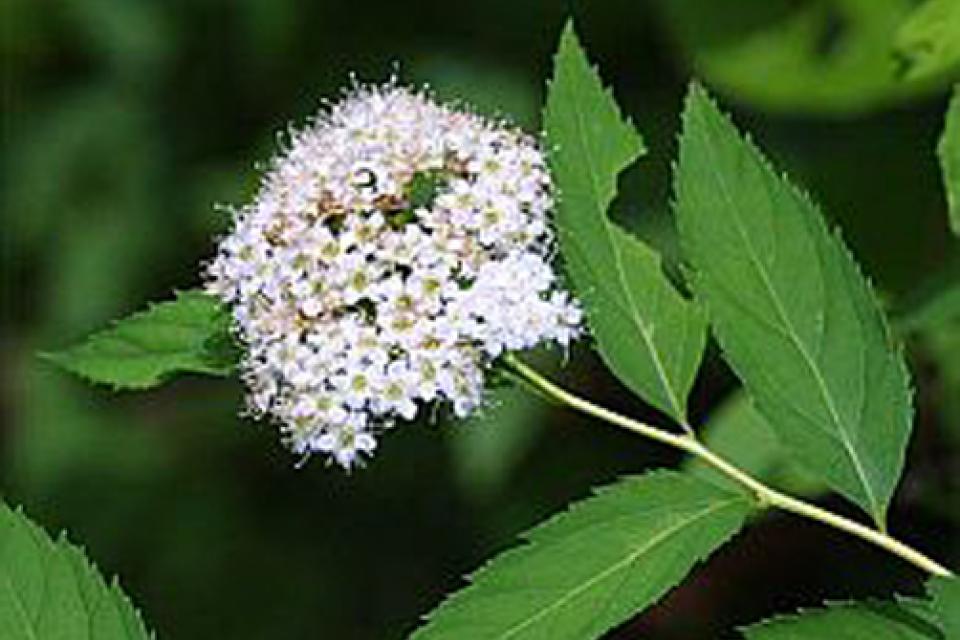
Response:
[205, 84, 581, 468]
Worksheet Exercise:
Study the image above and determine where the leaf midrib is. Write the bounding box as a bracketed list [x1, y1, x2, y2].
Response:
[697, 121, 880, 519]
[564, 234, 700, 411]
[560, 64, 685, 423]
[493, 497, 743, 640]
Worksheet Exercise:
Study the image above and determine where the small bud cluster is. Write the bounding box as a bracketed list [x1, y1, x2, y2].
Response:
[205, 84, 581, 468]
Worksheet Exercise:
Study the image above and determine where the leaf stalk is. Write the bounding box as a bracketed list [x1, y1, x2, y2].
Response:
[503, 355, 953, 578]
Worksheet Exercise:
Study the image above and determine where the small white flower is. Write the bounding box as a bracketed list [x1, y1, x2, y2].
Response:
[314, 417, 377, 468]
[205, 82, 581, 469]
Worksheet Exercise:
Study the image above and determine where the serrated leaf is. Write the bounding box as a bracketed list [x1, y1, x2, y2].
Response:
[940, 86, 960, 237]
[675, 85, 914, 526]
[927, 576, 960, 638]
[412, 470, 753, 640]
[544, 22, 707, 424]
[894, 596, 944, 630]
[743, 600, 944, 639]
[895, 0, 960, 82]
[45, 289, 236, 389]
[684, 391, 826, 497]
[0, 503, 152, 640]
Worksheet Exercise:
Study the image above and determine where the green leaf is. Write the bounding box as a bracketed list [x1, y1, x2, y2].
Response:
[0, 503, 152, 640]
[544, 23, 707, 424]
[45, 289, 236, 389]
[412, 470, 753, 640]
[656, 0, 946, 116]
[940, 86, 960, 237]
[895, 0, 960, 81]
[743, 600, 944, 639]
[927, 576, 960, 639]
[684, 391, 826, 497]
[675, 85, 914, 526]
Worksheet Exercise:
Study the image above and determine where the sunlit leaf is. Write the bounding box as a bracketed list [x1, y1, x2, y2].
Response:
[657, 0, 947, 115]
[895, 0, 960, 81]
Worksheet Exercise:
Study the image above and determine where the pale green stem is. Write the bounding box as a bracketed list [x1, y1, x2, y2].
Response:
[503, 355, 953, 578]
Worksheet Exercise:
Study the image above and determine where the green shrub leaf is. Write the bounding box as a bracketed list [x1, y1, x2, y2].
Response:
[684, 391, 826, 497]
[940, 86, 960, 236]
[656, 0, 941, 116]
[927, 576, 960, 638]
[412, 470, 752, 640]
[675, 84, 914, 527]
[0, 503, 152, 640]
[895, 0, 960, 81]
[544, 22, 707, 425]
[45, 289, 236, 389]
[743, 601, 944, 639]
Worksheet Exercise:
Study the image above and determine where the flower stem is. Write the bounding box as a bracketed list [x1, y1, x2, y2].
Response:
[503, 355, 953, 578]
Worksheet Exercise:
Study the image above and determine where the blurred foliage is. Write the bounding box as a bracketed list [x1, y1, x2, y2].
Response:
[684, 392, 826, 498]
[1, 1, 959, 638]
[940, 85, 960, 236]
[654, 0, 955, 116]
[895, 0, 960, 82]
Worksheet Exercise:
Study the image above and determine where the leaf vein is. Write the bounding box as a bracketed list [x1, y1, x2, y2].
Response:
[494, 498, 742, 640]
[698, 124, 879, 516]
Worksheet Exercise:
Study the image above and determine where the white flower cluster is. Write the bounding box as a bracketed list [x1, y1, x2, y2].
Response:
[205, 84, 581, 468]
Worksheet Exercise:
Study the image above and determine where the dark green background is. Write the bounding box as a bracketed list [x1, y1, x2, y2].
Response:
[2, 1, 958, 637]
